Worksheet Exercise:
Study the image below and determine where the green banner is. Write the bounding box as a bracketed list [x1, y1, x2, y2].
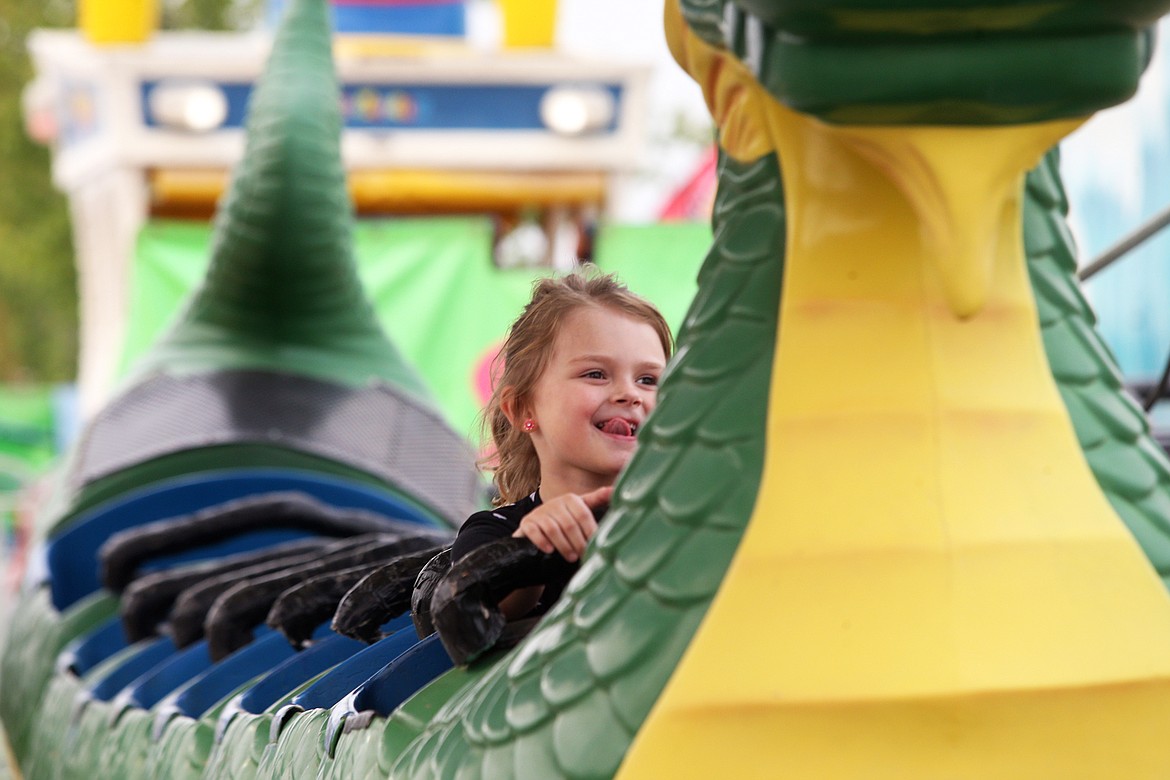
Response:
[0, 385, 57, 528]
[123, 218, 712, 443]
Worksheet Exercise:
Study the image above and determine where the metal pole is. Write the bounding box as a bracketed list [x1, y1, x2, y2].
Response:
[1078, 202, 1170, 282]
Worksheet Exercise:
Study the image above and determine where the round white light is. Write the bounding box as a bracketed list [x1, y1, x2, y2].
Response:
[149, 81, 228, 132]
[540, 87, 615, 136]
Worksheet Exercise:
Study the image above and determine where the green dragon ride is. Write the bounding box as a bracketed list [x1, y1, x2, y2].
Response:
[7, 0, 1170, 777]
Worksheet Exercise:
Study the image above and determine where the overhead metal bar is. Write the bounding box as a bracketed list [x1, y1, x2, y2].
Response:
[1079, 202, 1170, 281]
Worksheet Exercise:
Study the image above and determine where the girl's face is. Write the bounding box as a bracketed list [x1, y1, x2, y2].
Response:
[520, 305, 666, 498]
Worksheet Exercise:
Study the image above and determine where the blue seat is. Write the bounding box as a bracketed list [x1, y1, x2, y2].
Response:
[234, 614, 412, 719]
[151, 629, 305, 741]
[279, 622, 419, 720]
[44, 469, 441, 610]
[323, 632, 453, 757]
[156, 630, 300, 723]
[220, 633, 365, 730]
[89, 636, 178, 702]
[350, 632, 453, 716]
[112, 637, 218, 712]
[214, 619, 408, 742]
[59, 616, 128, 676]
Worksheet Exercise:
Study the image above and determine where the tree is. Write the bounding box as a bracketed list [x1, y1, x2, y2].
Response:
[163, 0, 262, 31]
[0, 0, 78, 382]
[0, 0, 258, 382]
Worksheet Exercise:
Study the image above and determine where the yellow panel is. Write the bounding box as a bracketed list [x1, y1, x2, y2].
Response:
[148, 169, 606, 214]
[79, 0, 157, 44]
[348, 169, 604, 211]
[621, 685, 1170, 779]
[498, 0, 557, 48]
[332, 35, 474, 59]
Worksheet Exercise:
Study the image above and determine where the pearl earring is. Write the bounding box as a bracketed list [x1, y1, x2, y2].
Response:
[522, 419, 536, 432]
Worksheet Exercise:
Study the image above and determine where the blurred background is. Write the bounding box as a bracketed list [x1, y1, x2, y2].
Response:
[2, 0, 1170, 541]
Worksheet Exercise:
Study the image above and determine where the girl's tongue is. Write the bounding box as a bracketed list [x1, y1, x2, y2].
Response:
[600, 418, 633, 436]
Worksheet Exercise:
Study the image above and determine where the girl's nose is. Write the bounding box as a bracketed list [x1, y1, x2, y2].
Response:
[614, 384, 642, 405]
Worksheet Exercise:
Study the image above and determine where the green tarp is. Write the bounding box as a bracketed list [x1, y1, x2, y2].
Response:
[0, 385, 57, 529]
[123, 218, 712, 442]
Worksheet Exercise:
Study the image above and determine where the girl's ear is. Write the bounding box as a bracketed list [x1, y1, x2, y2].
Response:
[500, 387, 526, 428]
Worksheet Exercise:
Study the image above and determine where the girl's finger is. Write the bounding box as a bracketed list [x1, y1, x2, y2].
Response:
[581, 486, 614, 508]
[515, 523, 553, 554]
[524, 509, 570, 554]
[540, 518, 579, 562]
[559, 521, 589, 560]
[567, 496, 600, 540]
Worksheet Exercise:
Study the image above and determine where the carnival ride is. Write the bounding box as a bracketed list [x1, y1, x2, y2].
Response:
[8, 0, 1170, 778]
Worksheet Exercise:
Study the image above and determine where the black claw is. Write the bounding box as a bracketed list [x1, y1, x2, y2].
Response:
[331, 545, 450, 644]
[120, 538, 328, 642]
[410, 548, 452, 639]
[430, 537, 577, 666]
[204, 533, 447, 660]
[99, 491, 419, 593]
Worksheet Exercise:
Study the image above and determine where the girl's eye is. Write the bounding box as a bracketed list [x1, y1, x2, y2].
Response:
[584, 370, 605, 379]
[638, 375, 659, 386]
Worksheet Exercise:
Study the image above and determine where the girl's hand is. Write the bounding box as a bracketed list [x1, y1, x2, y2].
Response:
[512, 486, 613, 563]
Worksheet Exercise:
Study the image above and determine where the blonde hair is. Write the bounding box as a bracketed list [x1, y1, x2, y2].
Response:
[482, 270, 673, 505]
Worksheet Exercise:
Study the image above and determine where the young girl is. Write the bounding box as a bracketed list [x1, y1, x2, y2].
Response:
[451, 271, 673, 618]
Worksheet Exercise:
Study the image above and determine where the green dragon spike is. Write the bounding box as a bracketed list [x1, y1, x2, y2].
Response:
[134, 0, 428, 398]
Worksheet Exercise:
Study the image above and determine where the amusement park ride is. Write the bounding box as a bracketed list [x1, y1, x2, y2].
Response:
[10, 0, 1170, 778]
